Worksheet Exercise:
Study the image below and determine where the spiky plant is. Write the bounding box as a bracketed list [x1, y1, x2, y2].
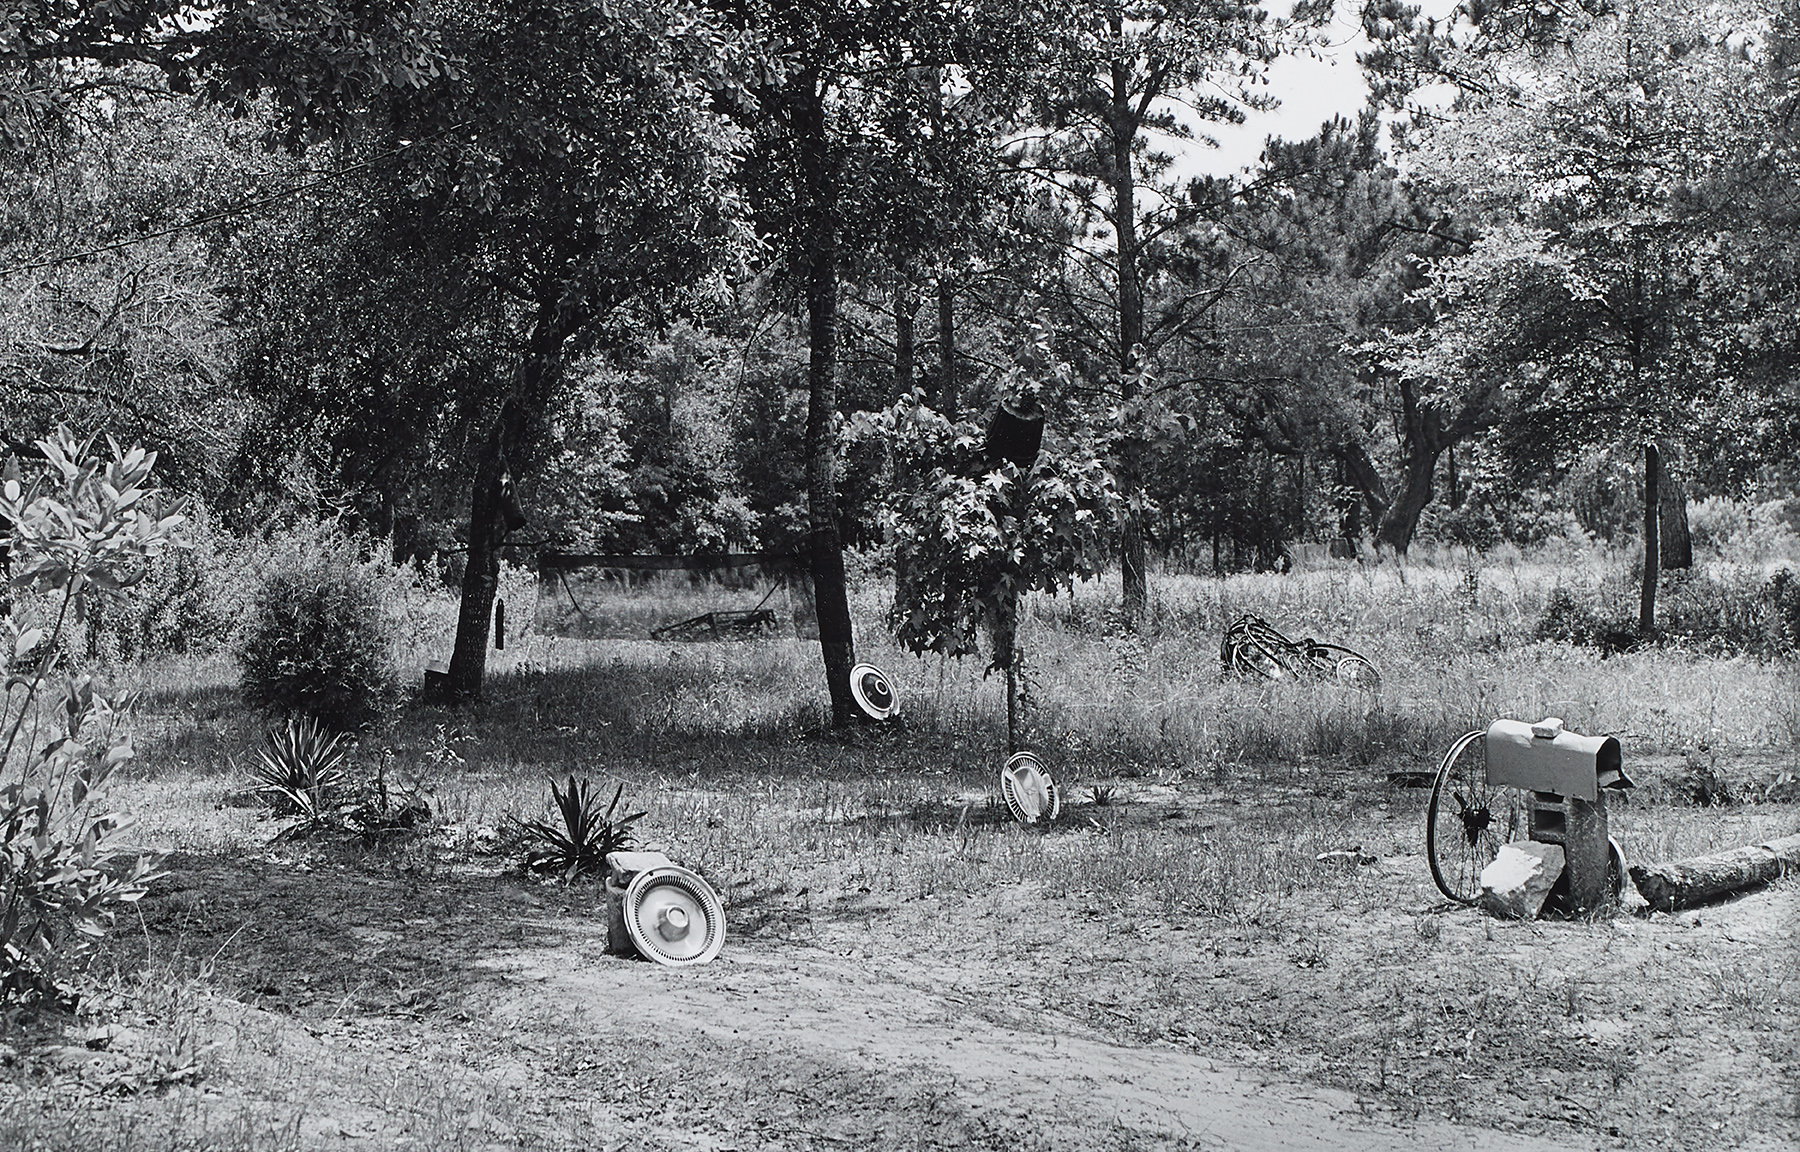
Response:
[519, 777, 645, 880]
[252, 715, 350, 829]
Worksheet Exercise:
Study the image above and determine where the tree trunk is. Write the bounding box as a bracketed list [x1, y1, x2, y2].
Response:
[998, 601, 1020, 751]
[0, 511, 10, 619]
[1660, 471, 1692, 570]
[447, 311, 567, 700]
[936, 276, 956, 418]
[894, 277, 915, 396]
[1375, 447, 1440, 556]
[1343, 370, 1500, 558]
[1640, 441, 1661, 636]
[796, 79, 857, 725]
[447, 420, 508, 700]
[1108, 50, 1148, 625]
[1629, 834, 1800, 912]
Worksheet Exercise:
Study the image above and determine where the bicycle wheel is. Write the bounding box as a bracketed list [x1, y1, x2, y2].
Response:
[1426, 731, 1526, 904]
[1304, 643, 1381, 689]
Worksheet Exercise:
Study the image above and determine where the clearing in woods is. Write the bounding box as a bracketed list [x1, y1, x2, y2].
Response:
[3, 569, 1798, 1151]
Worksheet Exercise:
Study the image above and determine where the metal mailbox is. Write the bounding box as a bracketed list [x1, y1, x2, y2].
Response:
[1487, 717, 1632, 912]
[1485, 717, 1631, 801]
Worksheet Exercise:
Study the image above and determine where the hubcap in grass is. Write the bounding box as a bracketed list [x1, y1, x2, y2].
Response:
[622, 865, 726, 966]
[1000, 751, 1061, 827]
[849, 663, 899, 721]
[1426, 731, 1526, 904]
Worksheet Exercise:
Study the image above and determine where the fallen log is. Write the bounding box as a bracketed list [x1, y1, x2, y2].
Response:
[1629, 833, 1800, 912]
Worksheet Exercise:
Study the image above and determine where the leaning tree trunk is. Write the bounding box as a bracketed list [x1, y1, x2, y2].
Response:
[447, 310, 568, 700]
[1375, 447, 1441, 556]
[1640, 440, 1661, 636]
[796, 80, 857, 725]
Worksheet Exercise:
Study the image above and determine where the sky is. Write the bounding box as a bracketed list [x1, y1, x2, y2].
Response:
[1183, 0, 1460, 179]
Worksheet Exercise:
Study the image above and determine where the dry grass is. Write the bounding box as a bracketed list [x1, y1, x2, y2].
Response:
[3, 549, 1796, 1151]
[107, 549, 1800, 914]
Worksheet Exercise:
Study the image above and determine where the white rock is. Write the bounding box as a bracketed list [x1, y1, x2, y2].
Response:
[1479, 842, 1566, 920]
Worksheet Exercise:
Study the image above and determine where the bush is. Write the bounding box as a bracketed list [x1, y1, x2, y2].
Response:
[1531, 587, 1630, 649]
[2, 429, 176, 1009]
[1534, 568, 1800, 657]
[81, 511, 452, 670]
[1687, 497, 1800, 566]
[84, 499, 238, 662]
[1759, 566, 1800, 655]
[238, 551, 401, 732]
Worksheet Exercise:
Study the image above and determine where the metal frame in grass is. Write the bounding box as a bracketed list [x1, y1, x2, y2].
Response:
[1220, 614, 1380, 688]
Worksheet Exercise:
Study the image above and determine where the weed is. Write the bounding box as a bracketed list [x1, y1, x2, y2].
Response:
[345, 753, 433, 844]
[249, 715, 350, 826]
[1674, 755, 1736, 807]
[518, 778, 645, 880]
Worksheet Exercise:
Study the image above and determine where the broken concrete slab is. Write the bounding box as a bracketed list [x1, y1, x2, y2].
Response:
[1479, 842, 1566, 920]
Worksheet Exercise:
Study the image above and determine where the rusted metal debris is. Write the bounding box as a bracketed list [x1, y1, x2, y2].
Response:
[649, 608, 779, 642]
[1220, 614, 1380, 688]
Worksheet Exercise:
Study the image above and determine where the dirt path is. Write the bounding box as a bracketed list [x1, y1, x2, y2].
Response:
[14, 847, 1793, 1150]
[478, 922, 1600, 1152]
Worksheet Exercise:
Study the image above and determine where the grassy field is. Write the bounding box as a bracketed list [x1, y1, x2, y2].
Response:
[2, 550, 1796, 1151]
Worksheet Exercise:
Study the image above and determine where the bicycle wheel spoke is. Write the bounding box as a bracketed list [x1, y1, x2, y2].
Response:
[1427, 732, 1525, 904]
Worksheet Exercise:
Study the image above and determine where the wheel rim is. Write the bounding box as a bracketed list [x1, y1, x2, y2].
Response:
[1426, 731, 1523, 903]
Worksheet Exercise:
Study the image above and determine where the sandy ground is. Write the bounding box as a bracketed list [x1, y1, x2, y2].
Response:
[478, 933, 1600, 1152]
[8, 835, 1793, 1152]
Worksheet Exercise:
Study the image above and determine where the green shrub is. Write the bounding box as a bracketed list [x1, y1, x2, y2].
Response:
[1532, 587, 1610, 646]
[1536, 568, 1800, 657]
[84, 500, 238, 662]
[3, 429, 177, 1009]
[238, 553, 401, 732]
[1763, 567, 1800, 654]
[81, 512, 451, 670]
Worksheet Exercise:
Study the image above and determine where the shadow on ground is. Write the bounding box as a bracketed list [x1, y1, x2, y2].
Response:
[104, 849, 609, 1020]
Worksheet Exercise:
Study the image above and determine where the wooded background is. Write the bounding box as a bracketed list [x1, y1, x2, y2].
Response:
[5, 0, 1799, 711]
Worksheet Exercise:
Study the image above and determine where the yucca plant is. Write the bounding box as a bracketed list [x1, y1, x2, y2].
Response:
[251, 715, 350, 830]
[518, 777, 645, 880]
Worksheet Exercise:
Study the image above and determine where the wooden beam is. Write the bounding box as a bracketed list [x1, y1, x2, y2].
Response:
[537, 552, 805, 574]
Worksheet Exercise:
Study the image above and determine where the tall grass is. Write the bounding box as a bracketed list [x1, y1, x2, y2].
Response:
[47, 538, 1797, 1152]
[103, 544, 1800, 874]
